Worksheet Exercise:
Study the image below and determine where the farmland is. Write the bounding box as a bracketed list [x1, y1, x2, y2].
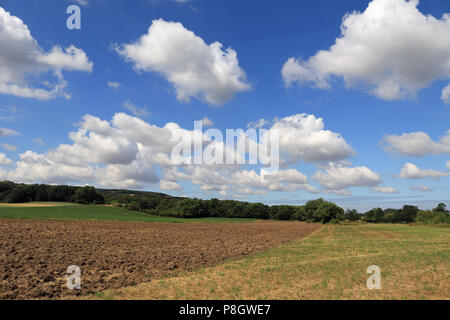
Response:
[0, 215, 319, 299]
[100, 223, 450, 300]
[0, 203, 256, 223]
[0, 203, 448, 300]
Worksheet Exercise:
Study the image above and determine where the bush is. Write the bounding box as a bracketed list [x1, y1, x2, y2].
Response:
[415, 204, 449, 225]
[416, 209, 450, 225]
[431, 213, 450, 224]
[329, 218, 340, 225]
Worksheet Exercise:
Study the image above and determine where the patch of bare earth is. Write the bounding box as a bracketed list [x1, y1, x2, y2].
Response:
[0, 219, 320, 299]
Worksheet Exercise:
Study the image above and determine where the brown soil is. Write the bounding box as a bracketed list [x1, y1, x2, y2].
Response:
[0, 219, 320, 299]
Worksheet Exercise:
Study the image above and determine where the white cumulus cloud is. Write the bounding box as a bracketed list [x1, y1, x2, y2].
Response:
[382, 130, 450, 157]
[0, 111, 386, 198]
[313, 164, 382, 195]
[0, 6, 92, 100]
[269, 114, 354, 164]
[282, 0, 450, 101]
[115, 19, 251, 106]
[397, 162, 450, 180]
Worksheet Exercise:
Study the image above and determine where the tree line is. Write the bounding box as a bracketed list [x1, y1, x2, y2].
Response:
[0, 181, 448, 224]
[104, 190, 449, 224]
[0, 181, 105, 205]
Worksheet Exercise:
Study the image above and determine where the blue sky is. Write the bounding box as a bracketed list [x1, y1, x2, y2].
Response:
[0, 0, 449, 211]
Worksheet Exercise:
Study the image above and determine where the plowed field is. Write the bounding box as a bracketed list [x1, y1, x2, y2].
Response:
[0, 219, 320, 299]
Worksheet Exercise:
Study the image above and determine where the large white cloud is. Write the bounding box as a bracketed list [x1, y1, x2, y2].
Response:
[382, 130, 450, 157]
[232, 169, 318, 194]
[0, 111, 385, 198]
[0, 113, 239, 188]
[163, 166, 318, 196]
[115, 19, 250, 105]
[397, 162, 450, 180]
[8, 151, 97, 185]
[0, 6, 92, 100]
[2, 113, 167, 187]
[313, 164, 382, 195]
[267, 114, 354, 164]
[282, 0, 450, 101]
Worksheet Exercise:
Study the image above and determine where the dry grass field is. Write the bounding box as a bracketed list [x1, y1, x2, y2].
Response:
[96, 223, 449, 300]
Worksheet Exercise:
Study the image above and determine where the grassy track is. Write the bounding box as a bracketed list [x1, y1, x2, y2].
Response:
[98, 223, 449, 300]
[0, 203, 256, 223]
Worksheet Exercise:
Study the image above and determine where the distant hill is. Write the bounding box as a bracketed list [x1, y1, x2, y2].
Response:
[97, 188, 181, 199]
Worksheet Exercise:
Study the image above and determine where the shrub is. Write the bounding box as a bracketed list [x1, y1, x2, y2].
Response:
[329, 218, 340, 225]
[431, 213, 450, 224]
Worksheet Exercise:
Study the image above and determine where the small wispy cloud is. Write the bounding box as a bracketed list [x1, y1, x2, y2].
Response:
[1, 143, 17, 152]
[33, 138, 46, 147]
[372, 186, 399, 194]
[0, 105, 25, 122]
[410, 185, 433, 192]
[247, 118, 270, 129]
[123, 100, 150, 118]
[107, 81, 121, 89]
[201, 117, 214, 127]
[71, 0, 89, 6]
[0, 128, 19, 138]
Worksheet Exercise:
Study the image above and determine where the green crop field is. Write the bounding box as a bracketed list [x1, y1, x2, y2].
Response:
[97, 223, 450, 300]
[0, 203, 256, 223]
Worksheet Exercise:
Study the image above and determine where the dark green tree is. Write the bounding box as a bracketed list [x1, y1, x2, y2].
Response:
[313, 202, 344, 224]
[72, 186, 105, 204]
[364, 208, 384, 223]
[434, 203, 448, 213]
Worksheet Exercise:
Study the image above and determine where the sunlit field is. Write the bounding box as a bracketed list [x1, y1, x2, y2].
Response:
[96, 223, 449, 300]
